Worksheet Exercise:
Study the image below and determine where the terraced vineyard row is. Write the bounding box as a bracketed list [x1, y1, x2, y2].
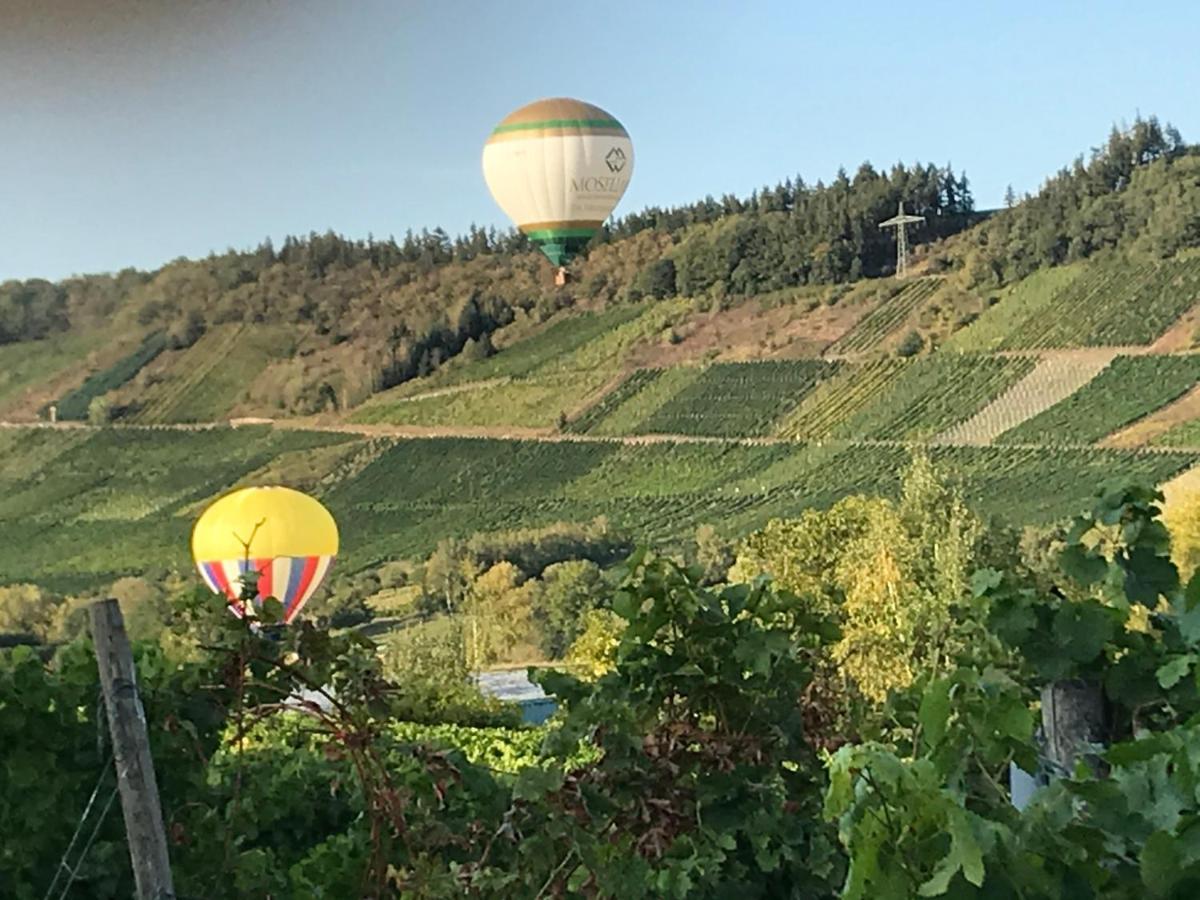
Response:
[827, 354, 1036, 441]
[945, 266, 1083, 353]
[633, 360, 841, 437]
[351, 371, 610, 428]
[775, 360, 905, 439]
[937, 352, 1116, 445]
[1, 426, 1195, 589]
[983, 257, 1200, 349]
[998, 354, 1200, 445]
[55, 332, 166, 420]
[565, 369, 664, 434]
[133, 324, 246, 422]
[826, 278, 942, 355]
[577, 368, 703, 436]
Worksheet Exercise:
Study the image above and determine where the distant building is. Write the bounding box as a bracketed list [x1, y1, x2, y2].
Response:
[476, 669, 558, 724]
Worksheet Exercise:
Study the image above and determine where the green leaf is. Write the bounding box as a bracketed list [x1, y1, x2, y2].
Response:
[917, 810, 984, 896]
[970, 568, 1003, 597]
[611, 590, 639, 621]
[1123, 546, 1179, 607]
[1157, 655, 1196, 689]
[919, 678, 952, 750]
[1060, 543, 1108, 586]
[1053, 599, 1115, 664]
[1142, 829, 1182, 896]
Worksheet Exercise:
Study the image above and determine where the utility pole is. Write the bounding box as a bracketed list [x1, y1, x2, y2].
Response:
[90, 599, 176, 900]
[879, 200, 925, 279]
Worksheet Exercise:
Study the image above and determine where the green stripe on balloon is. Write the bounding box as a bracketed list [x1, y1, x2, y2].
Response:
[527, 230, 596, 267]
[491, 118, 625, 135]
[525, 227, 598, 241]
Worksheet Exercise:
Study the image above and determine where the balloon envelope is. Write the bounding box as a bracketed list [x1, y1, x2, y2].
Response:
[191, 486, 338, 623]
[482, 97, 634, 267]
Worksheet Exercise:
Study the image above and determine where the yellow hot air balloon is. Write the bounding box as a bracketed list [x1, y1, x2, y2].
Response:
[482, 97, 634, 274]
[191, 486, 339, 623]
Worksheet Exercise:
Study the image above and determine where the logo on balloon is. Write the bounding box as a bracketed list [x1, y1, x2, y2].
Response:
[605, 147, 627, 173]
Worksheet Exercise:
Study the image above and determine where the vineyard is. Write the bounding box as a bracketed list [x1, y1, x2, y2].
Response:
[1157, 419, 1200, 448]
[53, 332, 166, 420]
[0, 331, 112, 417]
[1, 425, 1193, 591]
[997, 354, 1200, 445]
[624, 360, 842, 437]
[564, 368, 695, 435]
[775, 359, 905, 439]
[951, 258, 1200, 350]
[392, 305, 647, 397]
[350, 371, 610, 428]
[944, 266, 1083, 352]
[825, 278, 942, 355]
[132, 324, 291, 423]
[827, 354, 1036, 441]
[937, 352, 1116, 445]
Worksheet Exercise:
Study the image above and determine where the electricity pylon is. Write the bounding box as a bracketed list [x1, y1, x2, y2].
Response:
[879, 201, 925, 279]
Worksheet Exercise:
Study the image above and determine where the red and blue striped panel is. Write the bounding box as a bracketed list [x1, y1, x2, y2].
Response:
[196, 554, 334, 623]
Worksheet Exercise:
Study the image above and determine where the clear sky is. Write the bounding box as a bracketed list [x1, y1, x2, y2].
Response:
[3, 0, 1198, 281]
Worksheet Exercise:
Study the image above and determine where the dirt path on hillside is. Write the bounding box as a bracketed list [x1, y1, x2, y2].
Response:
[6, 418, 1200, 455]
[1149, 301, 1200, 352]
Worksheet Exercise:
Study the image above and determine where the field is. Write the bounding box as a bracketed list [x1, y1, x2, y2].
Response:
[355, 301, 693, 425]
[826, 278, 942, 354]
[998, 354, 1200, 445]
[565, 368, 699, 435]
[826, 354, 1036, 441]
[1, 425, 1194, 592]
[775, 359, 906, 439]
[389, 305, 648, 398]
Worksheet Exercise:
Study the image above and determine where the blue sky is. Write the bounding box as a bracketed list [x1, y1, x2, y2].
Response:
[2, 0, 1198, 281]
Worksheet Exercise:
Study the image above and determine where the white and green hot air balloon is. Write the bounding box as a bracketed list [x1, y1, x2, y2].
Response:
[482, 98, 634, 277]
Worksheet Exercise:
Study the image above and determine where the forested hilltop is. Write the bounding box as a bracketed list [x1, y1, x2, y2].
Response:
[0, 116, 1195, 426]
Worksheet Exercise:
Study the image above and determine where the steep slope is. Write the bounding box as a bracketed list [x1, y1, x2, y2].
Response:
[938, 351, 1117, 445]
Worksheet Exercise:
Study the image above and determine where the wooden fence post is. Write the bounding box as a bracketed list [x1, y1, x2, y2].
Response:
[90, 599, 176, 900]
[1041, 678, 1107, 775]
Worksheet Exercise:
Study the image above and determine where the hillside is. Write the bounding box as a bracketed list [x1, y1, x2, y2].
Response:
[2, 116, 1200, 613]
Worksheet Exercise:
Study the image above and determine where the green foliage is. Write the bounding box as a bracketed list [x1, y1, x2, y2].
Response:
[496, 554, 845, 898]
[1156, 418, 1200, 448]
[531, 559, 609, 658]
[54, 331, 166, 420]
[825, 480, 1200, 899]
[963, 117, 1194, 284]
[895, 329, 925, 357]
[999, 354, 1200, 445]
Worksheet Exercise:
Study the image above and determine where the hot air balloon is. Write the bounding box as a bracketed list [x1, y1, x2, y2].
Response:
[482, 97, 634, 281]
[191, 486, 338, 624]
